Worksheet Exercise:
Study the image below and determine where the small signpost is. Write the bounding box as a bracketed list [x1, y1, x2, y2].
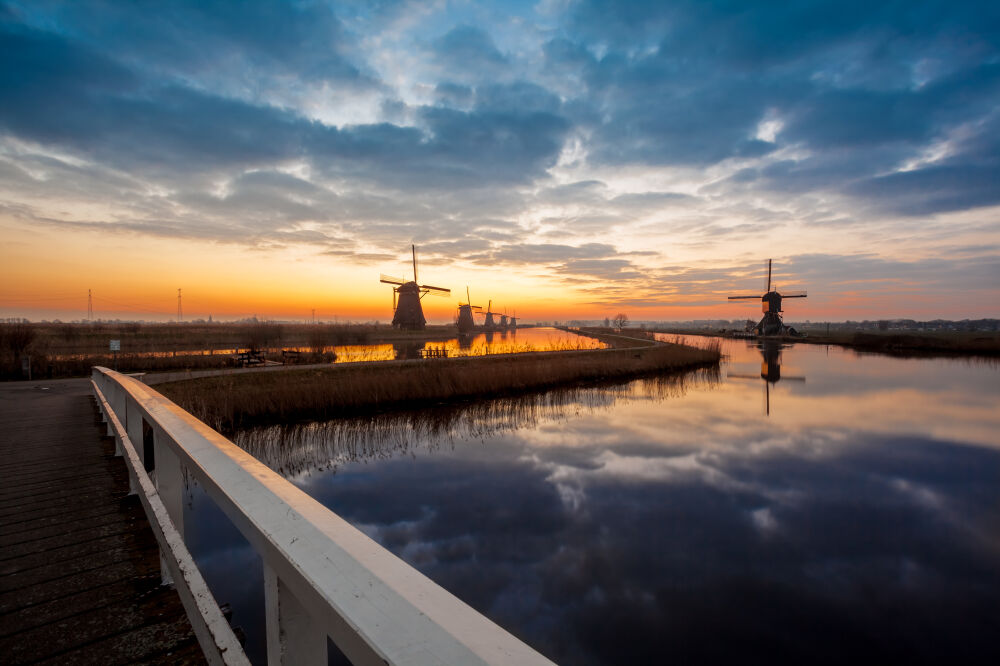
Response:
[110, 339, 120, 371]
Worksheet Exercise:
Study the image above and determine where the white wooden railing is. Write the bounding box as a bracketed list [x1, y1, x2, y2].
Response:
[91, 366, 554, 666]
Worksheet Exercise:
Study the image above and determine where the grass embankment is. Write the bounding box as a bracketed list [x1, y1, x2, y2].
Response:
[159, 340, 720, 430]
[800, 331, 1000, 356]
[650, 326, 1000, 356]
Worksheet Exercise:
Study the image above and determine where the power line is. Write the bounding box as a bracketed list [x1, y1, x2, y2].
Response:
[87, 289, 93, 321]
[177, 288, 183, 323]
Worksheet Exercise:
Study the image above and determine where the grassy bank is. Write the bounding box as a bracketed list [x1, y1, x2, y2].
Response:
[650, 327, 1000, 357]
[800, 331, 1000, 356]
[159, 341, 720, 430]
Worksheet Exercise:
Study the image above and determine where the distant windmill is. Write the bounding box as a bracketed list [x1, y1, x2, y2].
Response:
[379, 245, 450, 330]
[457, 286, 481, 334]
[482, 300, 500, 331]
[728, 259, 807, 336]
[509, 310, 517, 330]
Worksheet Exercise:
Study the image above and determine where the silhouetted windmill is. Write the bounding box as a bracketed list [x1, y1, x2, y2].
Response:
[482, 300, 500, 331]
[729, 340, 806, 416]
[379, 245, 450, 330]
[457, 286, 481, 334]
[728, 259, 807, 336]
[509, 310, 517, 330]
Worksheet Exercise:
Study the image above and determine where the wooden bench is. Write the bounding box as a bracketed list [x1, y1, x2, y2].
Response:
[235, 351, 265, 367]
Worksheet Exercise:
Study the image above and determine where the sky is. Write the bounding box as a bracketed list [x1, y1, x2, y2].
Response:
[1, 0, 998, 323]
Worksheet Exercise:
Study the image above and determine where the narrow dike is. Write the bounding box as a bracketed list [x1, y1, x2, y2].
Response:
[157, 332, 720, 430]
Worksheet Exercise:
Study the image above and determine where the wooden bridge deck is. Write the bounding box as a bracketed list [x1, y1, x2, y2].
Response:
[0, 378, 205, 664]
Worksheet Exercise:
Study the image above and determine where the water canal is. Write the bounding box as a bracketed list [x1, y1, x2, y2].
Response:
[182, 335, 1000, 665]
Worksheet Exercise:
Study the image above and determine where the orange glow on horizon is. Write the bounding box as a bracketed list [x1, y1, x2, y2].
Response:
[2, 219, 997, 323]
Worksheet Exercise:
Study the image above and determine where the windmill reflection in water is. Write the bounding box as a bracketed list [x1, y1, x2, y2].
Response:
[728, 340, 806, 416]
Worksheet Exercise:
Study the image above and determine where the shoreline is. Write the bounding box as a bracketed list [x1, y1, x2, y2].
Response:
[647, 328, 1000, 357]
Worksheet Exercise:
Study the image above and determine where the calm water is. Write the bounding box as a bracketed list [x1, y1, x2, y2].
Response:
[183, 336, 1000, 665]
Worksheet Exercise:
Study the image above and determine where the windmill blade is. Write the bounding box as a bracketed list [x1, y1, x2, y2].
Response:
[426, 288, 451, 298]
[380, 274, 406, 285]
[783, 376, 806, 382]
[782, 291, 808, 298]
[727, 373, 761, 380]
[766, 258, 772, 292]
[728, 295, 761, 300]
[421, 284, 450, 293]
[411, 244, 418, 283]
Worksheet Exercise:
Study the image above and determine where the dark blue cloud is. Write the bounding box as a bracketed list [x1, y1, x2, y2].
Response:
[432, 25, 507, 73]
[15, 0, 372, 88]
[0, 21, 569, 189]
[549, 0, 1000, 213]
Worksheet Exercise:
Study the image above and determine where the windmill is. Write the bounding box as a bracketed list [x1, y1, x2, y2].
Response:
[379, 245, 450, 330]
[482, 300, 500, 331]
[499, 312, 509, 330]
[509, 310, 517, 330]
[457, 286, 482, 334]
[728, 340, 806, 416]
[728, 259, 807, 336]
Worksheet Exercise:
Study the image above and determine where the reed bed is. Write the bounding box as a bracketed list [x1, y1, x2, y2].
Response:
[160, 341, 721, 430]
[233, 367, 722, 477]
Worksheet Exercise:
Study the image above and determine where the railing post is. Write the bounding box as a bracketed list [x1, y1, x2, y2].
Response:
[154, 424, 184, 586]
[104, 376, 120, 448]
[112, 383, 126, 452]
[124, 396, 143, 496]
[264, 563, 327, 666]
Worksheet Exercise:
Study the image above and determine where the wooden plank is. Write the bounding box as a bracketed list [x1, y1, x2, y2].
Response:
[0, 379, 205, 665]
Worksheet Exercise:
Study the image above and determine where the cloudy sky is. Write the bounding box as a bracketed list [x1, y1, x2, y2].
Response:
[1, 0, 998, 322]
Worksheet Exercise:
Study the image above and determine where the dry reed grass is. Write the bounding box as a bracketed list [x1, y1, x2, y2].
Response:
[233, 367, 722, 476]
[160, 342, 721, 430]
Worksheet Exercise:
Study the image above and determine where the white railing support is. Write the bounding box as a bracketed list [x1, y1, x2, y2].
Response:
[264, 563, 327, 666]
[90, 365, 555, 666]
[154, 423, 184, 585]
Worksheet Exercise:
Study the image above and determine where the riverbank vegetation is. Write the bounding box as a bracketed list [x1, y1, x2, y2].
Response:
[159, 340, 721, 430]
[803, 331, 1000, 356]
[649, 326, 999, 356]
